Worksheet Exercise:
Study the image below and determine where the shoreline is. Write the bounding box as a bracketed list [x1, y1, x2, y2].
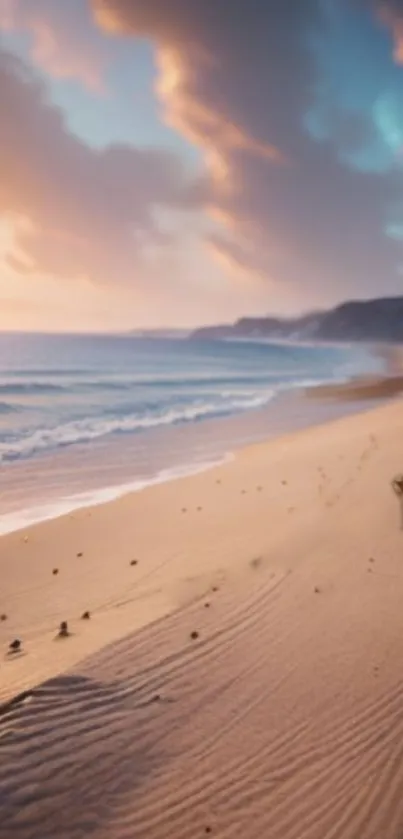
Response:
[0, 385, 387, 538]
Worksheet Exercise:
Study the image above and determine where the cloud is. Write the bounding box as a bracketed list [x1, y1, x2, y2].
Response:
[378, 1, 403, 63]
[90, 0, 403, 305]
[0, 0, 113, 90]
[0, 50, 201, 292]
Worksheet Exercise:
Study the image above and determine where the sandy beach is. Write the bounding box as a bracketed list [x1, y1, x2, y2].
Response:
[2, 396, 403, 838]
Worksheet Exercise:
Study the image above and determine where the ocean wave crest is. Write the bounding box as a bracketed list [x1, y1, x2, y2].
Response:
[0, 391, 274, 462]
[0, 382, 65, 395]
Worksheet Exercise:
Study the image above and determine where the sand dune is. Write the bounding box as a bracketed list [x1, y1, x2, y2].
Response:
[2, 400, 403, 837]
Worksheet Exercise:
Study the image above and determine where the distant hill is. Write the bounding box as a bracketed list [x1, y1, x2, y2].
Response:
[191, 297, 403, 344]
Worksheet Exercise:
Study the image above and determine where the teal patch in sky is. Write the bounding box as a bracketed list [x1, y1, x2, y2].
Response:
[304, 0, 403, 173]
[386, 223, 403, 241]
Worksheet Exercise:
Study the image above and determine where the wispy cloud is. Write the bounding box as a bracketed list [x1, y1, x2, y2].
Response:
[0, 0, 112, 90]
[91, 0, 403, 304]
[0, 51, 201, 293]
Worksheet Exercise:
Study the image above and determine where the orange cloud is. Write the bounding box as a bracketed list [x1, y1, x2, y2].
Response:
[0, 51, 201, 296]
[0, 0, 109, 90]
[378, 3, 403, 63]
[91, 0, 401, 308]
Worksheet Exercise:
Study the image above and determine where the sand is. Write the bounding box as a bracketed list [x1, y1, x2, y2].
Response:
[2, 398, 403, 837]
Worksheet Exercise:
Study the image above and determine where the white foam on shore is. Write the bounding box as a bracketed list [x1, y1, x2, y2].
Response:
[0, 453, 234, 536]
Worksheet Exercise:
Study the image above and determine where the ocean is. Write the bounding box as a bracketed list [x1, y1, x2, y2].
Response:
[0, 333, 382, 534]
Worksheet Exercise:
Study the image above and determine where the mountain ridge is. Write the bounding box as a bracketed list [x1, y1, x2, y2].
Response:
[190, 296, 403, 343]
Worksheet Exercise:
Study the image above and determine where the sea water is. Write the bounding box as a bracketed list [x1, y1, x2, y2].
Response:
[0, 333, 382, 533]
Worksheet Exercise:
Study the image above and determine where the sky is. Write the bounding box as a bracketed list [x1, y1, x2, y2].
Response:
[1, 0, 403, 332]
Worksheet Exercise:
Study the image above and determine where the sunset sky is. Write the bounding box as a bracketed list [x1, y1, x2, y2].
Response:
[1, 0, 403, 332]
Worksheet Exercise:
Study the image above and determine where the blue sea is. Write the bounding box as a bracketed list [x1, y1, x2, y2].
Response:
[0, 333, 383, 534]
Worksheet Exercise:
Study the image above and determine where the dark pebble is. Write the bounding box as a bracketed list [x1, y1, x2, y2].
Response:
[9, 639, 21, 653]
[58, 621, 69, 638]
[81, 611, 90, 620]
[190, 631, 199, 641]
[182, 508, 187, 513]
[130, 560, 138, 566]
[197, 507, 203, 512]
[52, 568, 59, 576]
[314, 587, 321, 594]
[205, 828, 212, 835]
[204, 602, 210, 609]
[77, 552, 83, 558]
[0, 614, 7, 622]
[212, 586, 219, 593]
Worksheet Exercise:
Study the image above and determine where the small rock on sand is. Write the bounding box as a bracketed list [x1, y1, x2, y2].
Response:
[58, 621, 69, 638]
[190, 631, 199, 641]
[81, 611, 90, 620]
[9, 639, 21, 654]
[0, 614, 7, 622]
[76, 552, 83, 558]
[130, 560, 138, 566]
[52, 568, 59, 576]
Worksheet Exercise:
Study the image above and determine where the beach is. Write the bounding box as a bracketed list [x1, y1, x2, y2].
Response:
[2, 394, 403, 838]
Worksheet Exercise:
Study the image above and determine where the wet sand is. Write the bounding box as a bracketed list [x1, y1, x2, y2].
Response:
[2, 398, 403, 837]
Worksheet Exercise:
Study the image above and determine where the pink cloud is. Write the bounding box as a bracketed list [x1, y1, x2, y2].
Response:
[91, 0, 401, 305]
[0, 0, 112, 90]
[0, 51, 201, 293]
[378, 2, 403, 63]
